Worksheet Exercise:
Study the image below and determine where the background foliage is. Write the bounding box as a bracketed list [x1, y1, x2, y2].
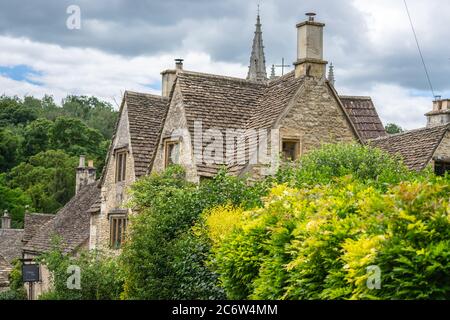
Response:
[0, 95, 117, 226]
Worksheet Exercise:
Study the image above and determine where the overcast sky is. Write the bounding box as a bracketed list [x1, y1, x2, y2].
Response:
[0, 0, 449, 129]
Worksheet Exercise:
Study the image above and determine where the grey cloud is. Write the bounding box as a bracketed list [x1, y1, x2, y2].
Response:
[0, 0, 449, 94]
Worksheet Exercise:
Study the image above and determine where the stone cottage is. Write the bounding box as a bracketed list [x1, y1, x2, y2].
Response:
[88, 13, 387, 252]
[369, 100, 450, 173]
[18, 156, 99, 299]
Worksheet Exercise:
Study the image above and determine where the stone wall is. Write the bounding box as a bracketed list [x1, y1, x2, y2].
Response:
[89, 102, 135, 253]
[151, 83, 199, 182]
[278, 77, 356, 154]
[433, 130, 450, 164]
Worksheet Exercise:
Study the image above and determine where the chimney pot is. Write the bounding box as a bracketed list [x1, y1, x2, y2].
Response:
[1, 210, 11, 229]
[175, 58, 184, 71]
[79, 155, 86, 168]
[76, 155, 96, 194]
[306, 12, 316, 22]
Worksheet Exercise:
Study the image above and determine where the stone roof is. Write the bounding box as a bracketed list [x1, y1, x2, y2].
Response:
[177, 71, 263, 176]
[23, 213, 55, 243]
[125, 91, 169, 177]
[340, 96, 386, 141]
[111, 70, 382, 178]
[369, 124, 449, 171]
[23, 183, 100, 255]
[0, 229, 23, 264]
[176, 70, 366, 176]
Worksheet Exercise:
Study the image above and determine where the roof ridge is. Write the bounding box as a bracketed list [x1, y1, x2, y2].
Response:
[125, 90, 168, 100]
[26, 213, 55, 217]
[339, 95, 372, 100]
[370, 124, 449, 141]
[179, 70, 267, 86]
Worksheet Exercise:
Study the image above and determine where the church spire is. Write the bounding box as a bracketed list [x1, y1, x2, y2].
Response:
[247, 8, 267, 82]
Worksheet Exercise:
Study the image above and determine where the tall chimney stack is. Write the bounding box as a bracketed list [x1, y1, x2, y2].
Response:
[293, 13, 327, 79]
[76, 155, 96, 194]
[161, 58, 184, 97]
[426, 97, 450, 127]
[1, 210, 11, 229]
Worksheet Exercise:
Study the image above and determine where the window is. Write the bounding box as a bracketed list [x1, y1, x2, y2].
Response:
[165, 140, 180, 167]
[435, 161, 450, 176]
[282, 139, 300, 161]
[115, 151, 127, 182]
[110, 215, 127, 249]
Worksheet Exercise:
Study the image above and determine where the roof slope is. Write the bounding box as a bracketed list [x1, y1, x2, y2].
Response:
[23, 213, 55, 243]
[340, 96, 386, 141]
[24, 183, 100, 254]
[125, 91, 169, 177]
[177, 71, 264, 176]
[0, 229, 23, 263]
[369, 124, 449, 171]
[175, 71, 381, 176]
[249, 71, 304, 129]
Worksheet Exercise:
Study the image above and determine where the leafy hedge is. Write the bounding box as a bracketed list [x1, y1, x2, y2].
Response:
[276, 143, 415, 189]
[38, 245, 123, 300]
[120, 166, 269, 299]
[205, 176, 450, 299]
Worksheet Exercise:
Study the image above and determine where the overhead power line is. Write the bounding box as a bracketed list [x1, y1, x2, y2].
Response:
[403, 0, 436, 98]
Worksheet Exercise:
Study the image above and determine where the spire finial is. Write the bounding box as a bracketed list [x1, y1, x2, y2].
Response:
[247, 7, 267, 82]
[270, 64, 276, 79]
[257, 4, 260, 16]
[328, 63, 335, 86]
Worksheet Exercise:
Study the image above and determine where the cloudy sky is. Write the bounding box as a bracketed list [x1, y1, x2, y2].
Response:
[0, 0, 449, 129]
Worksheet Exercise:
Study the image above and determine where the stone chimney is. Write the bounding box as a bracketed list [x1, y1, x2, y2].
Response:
[1, 210, 11, 229]
[161, 59, 183, 97]
[293, 13, 328, 79]
[76, 155, 96, 194]
[426, 97, 450, 127]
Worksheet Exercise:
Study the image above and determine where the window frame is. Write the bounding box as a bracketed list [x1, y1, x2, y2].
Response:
[434, 160, 450, 176]
[281, 138, 301, 161]
[115, 149, 127, 182]
[164, 139, 180, 168]
[109, 214, 127, 250]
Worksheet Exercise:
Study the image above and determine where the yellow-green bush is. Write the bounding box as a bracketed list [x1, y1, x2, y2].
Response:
[206, 176, 450, 300]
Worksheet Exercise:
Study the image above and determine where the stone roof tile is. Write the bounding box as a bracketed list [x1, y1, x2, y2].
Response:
[23, 183, 100, 254]
[340, 96, 386, 141]
[369, 124, 449, 171]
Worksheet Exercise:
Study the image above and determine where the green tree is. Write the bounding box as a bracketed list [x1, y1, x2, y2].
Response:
[22, 118, 54, 157]
[0, 174, 32, 228]
[385, 123, 404, 134]
[0, 128, 22, 172]
[62, 96, 118, 139]
[51, 116, 105, 158]
[0, 95, 37, 126]
[7, 150, 77, 213]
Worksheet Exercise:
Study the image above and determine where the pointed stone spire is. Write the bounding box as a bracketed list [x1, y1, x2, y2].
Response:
[247, 9, 267, 82]
[328, 63, 335, 86]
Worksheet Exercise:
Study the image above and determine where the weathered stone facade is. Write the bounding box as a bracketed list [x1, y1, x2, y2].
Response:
[433, 130, 450, 162]
[277, 77, 356, 155]
[152, 84, 199, 182]
[90, 102, 135, 252]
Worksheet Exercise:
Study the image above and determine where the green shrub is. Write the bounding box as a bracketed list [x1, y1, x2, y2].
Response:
[276, 143, 416, 189]
[207, 176, 450, 300]
[120, 166, 268, 299]
[38, 245, 123, 300]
